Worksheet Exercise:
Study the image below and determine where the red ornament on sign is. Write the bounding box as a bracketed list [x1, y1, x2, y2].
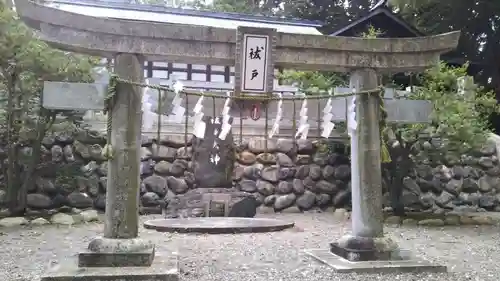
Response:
[250, 104, 260, 121]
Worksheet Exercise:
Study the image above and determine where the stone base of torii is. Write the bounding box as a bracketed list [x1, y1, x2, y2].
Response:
[13, 0, 460, 279]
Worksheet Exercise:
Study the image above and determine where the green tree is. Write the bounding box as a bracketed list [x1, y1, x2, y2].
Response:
[399, 63, 499, 156]
[382, 62, 500, 215]
[0, 3, 95, 215]
[387, 0, 500, 96]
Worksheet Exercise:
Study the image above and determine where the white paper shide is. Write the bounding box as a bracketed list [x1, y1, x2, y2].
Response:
[321, 88, 335, 138]
[241, 34, 269, 93]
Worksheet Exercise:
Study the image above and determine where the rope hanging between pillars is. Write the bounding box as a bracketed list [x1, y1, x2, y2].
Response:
[105, 76, 389, 162]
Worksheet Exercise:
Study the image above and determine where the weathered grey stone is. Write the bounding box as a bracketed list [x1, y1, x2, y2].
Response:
[322, 165, 335, 179]
[154, 160, 171, 175]
[292, 178, 305, 194]
[256, 180, 275, 196]
[309, 164, 322, 181]
[27, 193, 52, 209]
[333, 189, 351, 207]
[232, 165, 245, 181]
[276, 181, 293, 194]
[480, 141, 497, 156]
[184, 171, 196, 188]
[295, 154, 312, 165]
[478, 175, 500, 193]
[274, 193, 296, 211]
[176, 146, 192, 159]
[278, 167, 295, 180]
[462, 178, 479, 193]
[260, 166, 280, 183]
[295, 165, 310, 179]
[152, 144, 177, 161]
[67, 192, 93, 209]
[444, 178, 463, 195]
[159, 134, 192, 148]
[51, 213, 75, 225]
[316, 180, 337, 194]
[417, 219, 445, 226]
[169, 159, 188, 177]
[237, 150, 256, 165]
[243, 164, 262, 180]
[80, 209, 100, 222]
[295, 191, 316, 210]
[0, 217, 29, 227]
[248, 138, 277, 154]
[142, 192, 161, 207]
[93, 194, 106, 210]
[164, 188, 256, 218]
[239, 180, 258, 193]
[276, 152, 294, 167]
[478, 195, 496, 210]
[192, 115, 234, 189]
[276, 138, 296, 155]
[63, 144, 75, 162]
[166, 176, 189, 194]
[296, 139, 313, 154]
[31, 217, 51, 225]
[256, 152, 277, 165]
[334, 164, 350, 180]
[263, 194, 277, 206]
[88, 144, 104, 161]
[303, 177, 316, 192]
[36, 177, 57, 194]
[313, 153, 329, 166]
[140, 147, 152, 161]
[315, 193, 331, 206]
[478, 156, 495, 168]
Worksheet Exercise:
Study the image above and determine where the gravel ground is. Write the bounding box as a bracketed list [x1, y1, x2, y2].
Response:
[0, 212, 497, 281]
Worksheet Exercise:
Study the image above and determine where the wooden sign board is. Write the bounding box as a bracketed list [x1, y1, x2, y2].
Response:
[234, 26, 276, 96]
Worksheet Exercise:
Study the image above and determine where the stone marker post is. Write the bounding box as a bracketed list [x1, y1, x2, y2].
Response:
[79, 54, 156, 268]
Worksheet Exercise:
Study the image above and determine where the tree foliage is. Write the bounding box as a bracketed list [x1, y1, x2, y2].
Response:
[0, 3, 96, 214]
[398, 63, 500, 156]
[387, 0, 500, 95]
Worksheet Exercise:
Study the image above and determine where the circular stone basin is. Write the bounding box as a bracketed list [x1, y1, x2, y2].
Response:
[144, 217, 295, 234]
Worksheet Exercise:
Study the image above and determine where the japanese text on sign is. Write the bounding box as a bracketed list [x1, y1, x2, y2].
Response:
[241, 34, 269, 92]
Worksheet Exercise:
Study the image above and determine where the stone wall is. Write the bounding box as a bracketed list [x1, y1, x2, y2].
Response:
[1, 128, 500, 218]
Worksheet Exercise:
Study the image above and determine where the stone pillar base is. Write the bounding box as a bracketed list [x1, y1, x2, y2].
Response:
[330, 235, 400, 261]
[78, 237, 155, 267]
[41, 254, 178, 281]
[41, 237, 179, 281]
[304, 234, 447, 274]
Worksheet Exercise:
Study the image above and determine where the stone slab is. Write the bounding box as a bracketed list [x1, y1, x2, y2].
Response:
[78, 248, 154, 267]
[41, 252, 178, 281]
[330, 98, 432, 123]
[304, 249, 447, 274]
[144, 217, 294, 234]
[43, 81, 106, 110]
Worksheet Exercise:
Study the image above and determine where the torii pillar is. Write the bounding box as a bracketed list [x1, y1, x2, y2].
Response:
[14, 0, 459, 278]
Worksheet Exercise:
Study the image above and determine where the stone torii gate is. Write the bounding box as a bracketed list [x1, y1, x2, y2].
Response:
[14, 0, 459, 279]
